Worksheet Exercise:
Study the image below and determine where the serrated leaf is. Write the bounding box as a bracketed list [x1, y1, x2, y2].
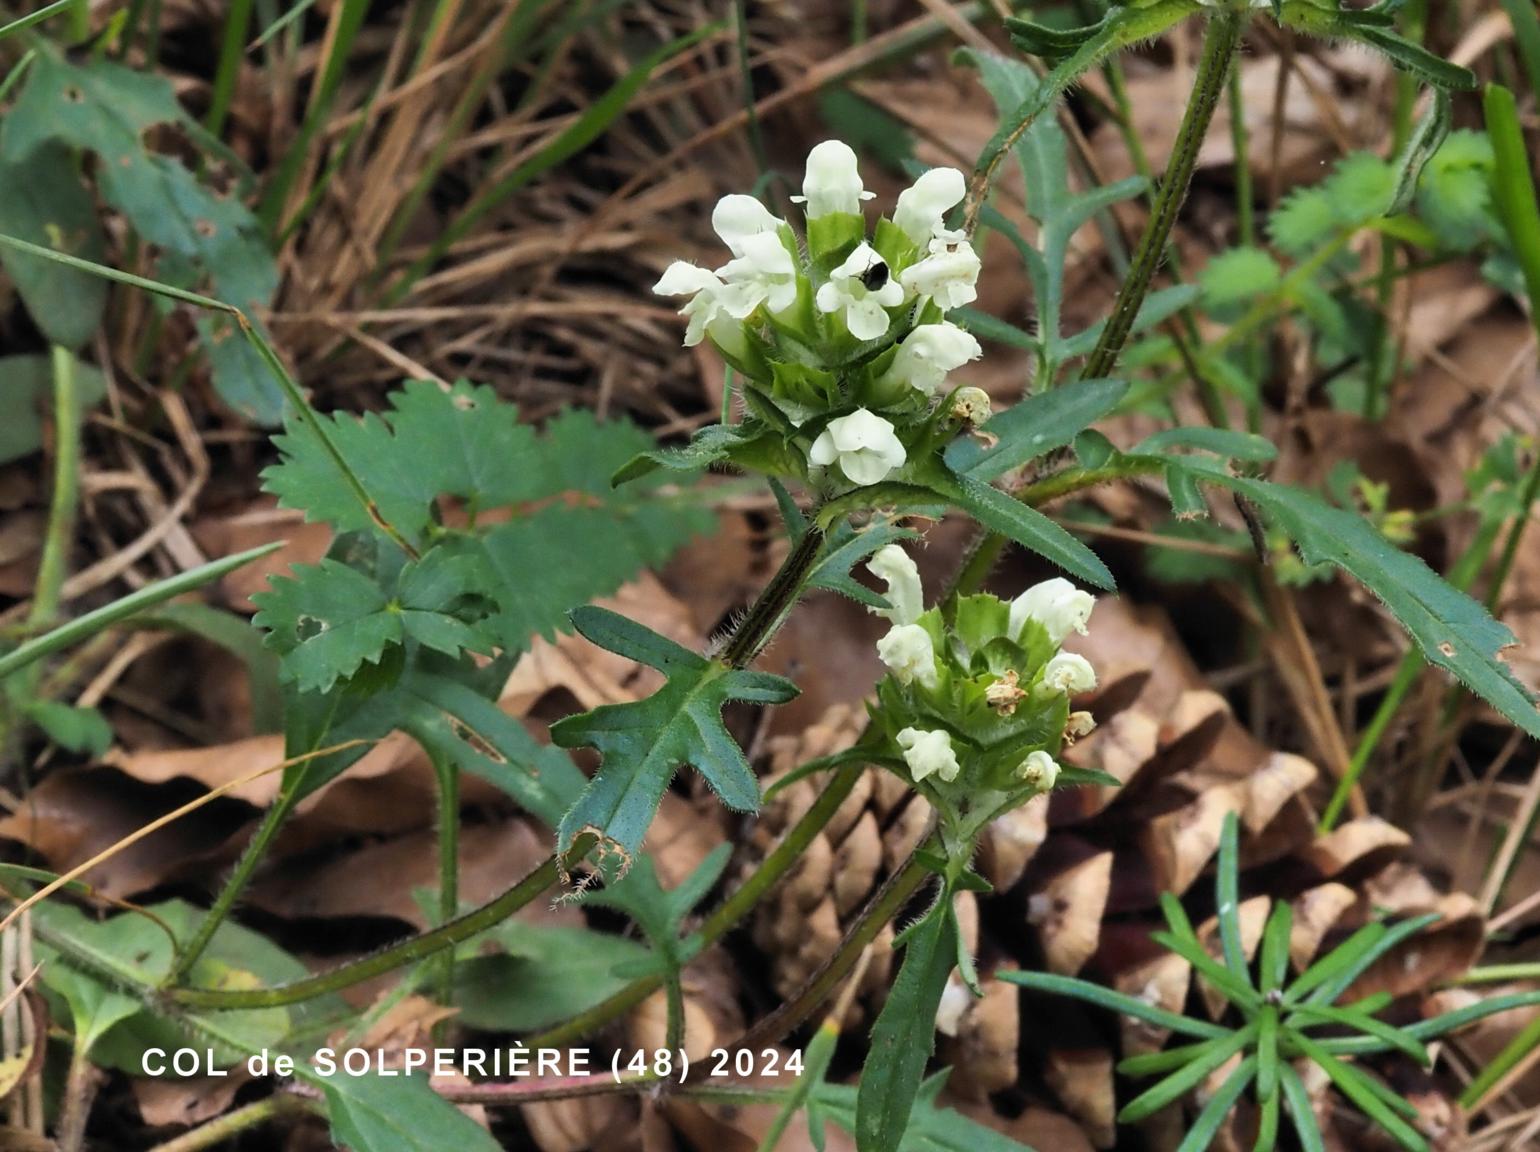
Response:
[613, 421, 767, 484]
[1176, 463, 1540, 739]
[550, 607, 797, 859]
[0, 143, 106, 349]
[1199, 246, 1282, 311]
[254, 551, 495, 693]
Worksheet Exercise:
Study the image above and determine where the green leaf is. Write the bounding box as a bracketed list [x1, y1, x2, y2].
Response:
[1417, 130, 1496, 251]
[1117, 1022, 1254, 1123]
[26, 700, 112, 756]
[999, 970, 1230, 1039]
[253, 553, 495, 693]
[1291, 1033, 1429, 1152]
[938, 472, 1115, 590]
[1199, 246, 1281, 311]
[1176, 465, 1540, 740]
[945, 378, 1128, 481]
[1289, 1003, 1428, 1064]
[1176, 1055, 1257, 1152]
[1259, 899, 1293, 993]
[323, 1072, 501, 1152]
[856, 908, 957, 1152]
[1, 50, 282, 420]
[0, 143, 106, 349]
[0, 352, 107, 465]
[1214, 811, 1250, 984]
[1280, 1062, 1329, 1152]
[816, 1078, 1038, 1151]
[1486, 84, 1540, 314]
[550, 607, 797, 859]
[449, 923, 650, 1031]
[807, 517, 918, 608]
[43, 964, 142, 1055]
[613, 422, 766, 484]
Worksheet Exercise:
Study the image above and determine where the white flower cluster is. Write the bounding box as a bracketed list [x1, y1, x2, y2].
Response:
[653, 141, 986, 490]
[864, 547, 1099, 793]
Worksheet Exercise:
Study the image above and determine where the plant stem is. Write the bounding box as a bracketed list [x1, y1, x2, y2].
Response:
[1080, 10, 1243, 382]
[720, 521, 825, 668]
[1460, 1009, 1540, 1113]
[30, 347, 81, 631]
[166, 789, 302, 985]
[526, 762, 864, 1048]
[147, 1095, 306, 1152]
[166, 836, 595, 1010]
[726, 840, 932, 1053]
[55, 1040, 98, 1152]
[430, 743, 458, 1033]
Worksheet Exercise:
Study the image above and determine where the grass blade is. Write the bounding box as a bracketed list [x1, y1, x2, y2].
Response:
[1175, 1054, 1257, 1152]
[999, 970, 1229, 1039]
[1259, 899, 1292, 993]
[1292, 1033, 1429, 1152]
[1215, 811, 1251, 986]
[1280, 1063, 1328, 1152]
[0, 544, 283, 680]
[1118, 1022, 1254, 1123]
[1288, 1003, 1429, 1065]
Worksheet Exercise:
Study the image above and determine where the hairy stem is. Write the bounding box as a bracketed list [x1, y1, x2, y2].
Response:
[430, 743, 459, 1033]
[55, 1040, 99, 1152]
[146, 1096, 307, 1152]
[720, 521, 826, 668]
[167, 836, 595, 1010]
[1080, 10, 1242, 381]
[166, 789, 302, 985]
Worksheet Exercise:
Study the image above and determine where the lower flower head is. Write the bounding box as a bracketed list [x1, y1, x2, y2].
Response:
[1017, 749, 1060, 790]
[1009, 577, 1096, 647]
[876, 623, 938, 690]
[808, 409, 906, 486]
[866, 545, 923, 626]
[1038, 651, 1097, 697]
[896, 727, 960, 784]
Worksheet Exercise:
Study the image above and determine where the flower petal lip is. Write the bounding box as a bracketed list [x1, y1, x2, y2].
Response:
[810, 410, 906, 486]
[712, 194, 785, 256]
[1039, 651, 1097, 695]
[896, 726, 960, 784]
[652, 261, 720, 297]
[885, 321, 982, 394]
[876, 623, 938, 688]
[866, 544, 924, 626]
[791, 139, 875, 218]
[1009, 577, 1096, 646]
[893, 166, 967, 244]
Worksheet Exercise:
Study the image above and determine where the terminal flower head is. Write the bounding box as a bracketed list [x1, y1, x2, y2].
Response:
[816, 243, 905, 340]
[883, 322, 982, 396]
[792, 140, 875, 218]
[893, 166, 967, 245]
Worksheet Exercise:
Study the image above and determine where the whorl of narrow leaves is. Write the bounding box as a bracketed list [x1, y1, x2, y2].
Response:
[549, 607, 798, 862]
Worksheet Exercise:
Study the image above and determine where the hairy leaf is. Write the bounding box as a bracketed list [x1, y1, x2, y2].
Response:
[945, 378, 1128, 481]
[0, 143, 106, 349]
[324, 1073, 500, 1152]
[550, 607, 798, 859]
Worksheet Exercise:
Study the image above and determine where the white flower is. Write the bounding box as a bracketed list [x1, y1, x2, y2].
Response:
[876, 624, 938, 690]
[808, 408, 906, 486]
[935, 976, 972, 1036]
[652, 261, 742, 348]
[717, 231, 799, 316]
[882, 322, 982, 396]
[712, 194, 784, 256]
[791, 140, 874, 218]
[866, 544, 923, 625]
[1039, 652, 1097, 696]
[1017, 750, 1061, 790]
[896, 727, 960, 784]
[900, 235, 981, 311]
[893, 167, 967, 245]
[816, 242, 906, 340]
[1009, 578, 1096, 646]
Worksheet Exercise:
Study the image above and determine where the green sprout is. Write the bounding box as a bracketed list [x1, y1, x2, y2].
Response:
[1004, 812, 1540, 1152]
